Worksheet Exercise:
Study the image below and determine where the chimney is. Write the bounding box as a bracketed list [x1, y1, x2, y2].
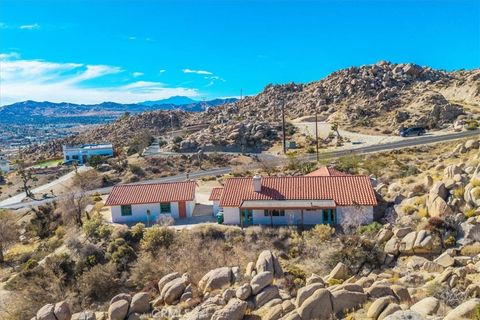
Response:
[252, 175, 262, 192]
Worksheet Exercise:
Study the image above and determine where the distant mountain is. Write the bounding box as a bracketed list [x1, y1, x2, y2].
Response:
[141, 96, 197, 106]
[0, 97, 238, 124]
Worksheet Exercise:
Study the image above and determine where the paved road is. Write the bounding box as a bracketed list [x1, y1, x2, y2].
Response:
[0, 165, 90, 207]
[2, 129, 478, 210]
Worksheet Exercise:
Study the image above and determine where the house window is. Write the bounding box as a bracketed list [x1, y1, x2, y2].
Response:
[264, 209, 285, 217]
[65, 155, 70, 160]
[160, 202, 171, 213]
[121, 205, 132, 216]
[72, 155, 79, 160]
[322, 209, 336, 224]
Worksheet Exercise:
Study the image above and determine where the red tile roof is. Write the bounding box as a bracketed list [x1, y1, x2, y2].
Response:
[219, 176, 377, 207]
[305, 166, 352, 177]
[105, 181, 196, 206]
[209, 187, 224, 201]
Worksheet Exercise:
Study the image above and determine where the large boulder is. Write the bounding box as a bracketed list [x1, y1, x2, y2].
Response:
[108, 299, 130, 320]
[434, 252, 455, 268]
[256, 250, 283, 278]
[211, 298, 247, 320]
[383, 310, 424, 320]
[161, 277, 187, 304]
[71, 311, 96, 320]
[410, 297, 439, 316]
[198, 267, 233, 293]
[250, 271, 274, 295]
[297, 289, 333, 320]
[110, 293, 132, 305]
[253, 285, 280, 309]
[129, 292, 150, 314]
[295, 283, 325, 308]
[367, 296, 397, 319]
[331, 289, 367, 313]
[325, 262, 349, 281]
[158, 272, 180, 292]
[444, 298, 480, 320]
[53, 301, 71, 320]
[366, 284, 394, 299]
[236, 283, 252, 300]
[36, 304, 56, 320]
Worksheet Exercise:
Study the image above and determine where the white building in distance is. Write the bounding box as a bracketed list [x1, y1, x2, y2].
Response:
[63, 144, 114, 165]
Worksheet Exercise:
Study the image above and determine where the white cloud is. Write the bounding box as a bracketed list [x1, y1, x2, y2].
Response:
[132, 72, 144, 77]
[20, 23, 40, 30]
[0, 53, 199, 105]
[182, 68, 213, 75]
[128, 36, 136, 40]
[159, 69, 166, 74]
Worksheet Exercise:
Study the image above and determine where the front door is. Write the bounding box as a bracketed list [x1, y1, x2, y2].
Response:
[241, 209, 253, 226]
[322, 209, 336, 225]
[178, 201, 187, 219]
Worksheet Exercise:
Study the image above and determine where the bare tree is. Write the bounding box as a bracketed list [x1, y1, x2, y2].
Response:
[330, 122, 341, 138]
[0, 210, 19, 263]
[58, 191, 91, 227]
[15, 159, 38, 198]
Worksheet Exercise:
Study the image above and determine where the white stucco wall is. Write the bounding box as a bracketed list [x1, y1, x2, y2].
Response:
[222, 207, 240, 224]
[111, 200, 195, 224]
[63, 147, 114, 164]
[221, 206, 373, 226]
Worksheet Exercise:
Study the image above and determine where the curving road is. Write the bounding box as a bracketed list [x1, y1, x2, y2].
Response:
[1, 129, 478, 210]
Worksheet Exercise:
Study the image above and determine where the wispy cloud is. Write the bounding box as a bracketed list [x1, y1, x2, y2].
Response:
[182, 68, 213, 75]
[159, 69, 166, 74]
[0, 53, 199, 105]
[19, 23, 40, 30]
[132, 72, 144, 77]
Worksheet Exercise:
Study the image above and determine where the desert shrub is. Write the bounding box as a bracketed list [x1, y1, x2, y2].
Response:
[452, 186, 465, 198]
[460, 243, 480, 256]
[402, 205, 416, 215]
[106, 238, 136, 270]
[465, 208, 477, 219]
[400, 165, 419, 178]
[472, 178, 480, 187]
[327, 236, 382, 273]
[444, 235, 456, 248]
[304, 224, 335, 242]
[334, 154, 362, 174]
[357, 222, 382, 235]
[83, 215, 112, 242]
[417, 207, 428, 218]
[129, 164, 145, 177]
[79, 263, 121, 302]
[327, 278, 343, 286]
[173, 136, 183, 144]
[141, 226, 175, 254]
[466, 120, 479, 130]
[131, 223, 146, 241]
[130, 252, 168, 289]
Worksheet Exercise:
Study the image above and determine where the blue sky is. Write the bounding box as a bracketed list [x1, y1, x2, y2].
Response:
[0, 0, 479, 105]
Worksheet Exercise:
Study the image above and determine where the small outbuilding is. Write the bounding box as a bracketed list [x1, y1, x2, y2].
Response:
[105, 181, 196, 225]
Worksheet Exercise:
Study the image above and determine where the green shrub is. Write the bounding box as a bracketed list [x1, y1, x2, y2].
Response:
[357, 222, 382, 235]
[304, 224, 335, 242]
[466, 120, 479, 130]
[141, 226, 175, 254]
[131, 223, 145, 241]
[83, 215, 112, 241]
[465, 208, 477, 219]
[444, 235, 456, 248]
[327, 278, 343, 286]
[334, 154, 362, 174]
[402, 205, 416, 215]
[22, 258, 38, 271]
[129, 164, 145, 177]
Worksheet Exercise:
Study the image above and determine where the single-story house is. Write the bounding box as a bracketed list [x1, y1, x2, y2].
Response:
[105, 181, 196, 224]
[209, 187, 224, 216]
[216, 172, 377, 227]
[63, 143, 114, 165]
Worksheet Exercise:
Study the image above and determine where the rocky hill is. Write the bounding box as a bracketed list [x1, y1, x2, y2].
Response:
[171, 62, 479, 152]
[19, 62, 480, 157]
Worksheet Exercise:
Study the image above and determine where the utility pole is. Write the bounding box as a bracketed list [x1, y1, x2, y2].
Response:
[282, 100, 287, 154]
[315, 110, 319, 162]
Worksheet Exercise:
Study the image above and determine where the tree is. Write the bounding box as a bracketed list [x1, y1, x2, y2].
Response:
[71, 170, 102, 191]
[331, 122, 341, 138]
[0, 210, 19, 263]
[15, 160, 38, 198]
[58, 191, 91, 227]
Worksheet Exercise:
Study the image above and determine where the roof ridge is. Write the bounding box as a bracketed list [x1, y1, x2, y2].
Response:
[115, 180, 197, 188]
